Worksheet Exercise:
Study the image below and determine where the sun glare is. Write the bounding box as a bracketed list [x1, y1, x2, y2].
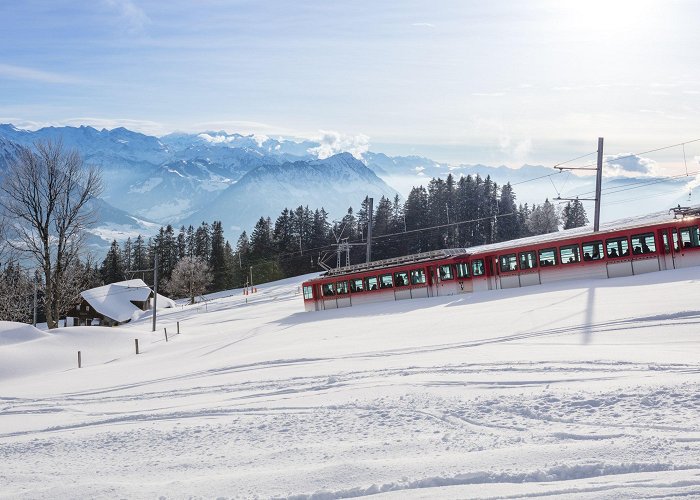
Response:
[560, 0, 653, 34]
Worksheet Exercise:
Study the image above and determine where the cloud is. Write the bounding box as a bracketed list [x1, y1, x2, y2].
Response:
[411, 22, 436, 28]
[604, 153, 658, 177]
[104, 0, 150, 34]
[197, 132, 270, 147]
[0, 63, 83, 84]
[307, 130, 370, 160]
[472, 92, 505, 97]
[498, 135, 532, 162]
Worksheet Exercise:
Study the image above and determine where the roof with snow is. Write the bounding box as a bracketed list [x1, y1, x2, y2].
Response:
[80, 279, 174, 323]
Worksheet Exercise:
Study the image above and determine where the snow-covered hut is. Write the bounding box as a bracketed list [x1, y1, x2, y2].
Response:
[66, 279, 175, 327]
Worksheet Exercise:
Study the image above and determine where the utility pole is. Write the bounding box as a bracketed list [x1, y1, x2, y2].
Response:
[152, 254, 158, 332]
[366, 197, 373, 263]
[554, 137, 604, 232]
[594, 137, 604, 231]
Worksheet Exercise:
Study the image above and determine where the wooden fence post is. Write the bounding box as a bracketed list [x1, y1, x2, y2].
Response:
[135, 338, 139, 355]
[177, 321, 180, 335]
[164, 328, 168, 342]
[78, 351, 82, 368]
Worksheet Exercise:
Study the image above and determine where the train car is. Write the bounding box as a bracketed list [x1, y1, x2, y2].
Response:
[301, 206, 700, 312]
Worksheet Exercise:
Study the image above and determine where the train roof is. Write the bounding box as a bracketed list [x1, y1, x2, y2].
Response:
[461, 205, 700, 256]
[304, 205, 700, 283]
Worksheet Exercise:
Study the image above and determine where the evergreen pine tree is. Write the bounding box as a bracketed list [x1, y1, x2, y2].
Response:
[100, 240, 124, 284]
[527, 199, 560, 235]
[563, 198, 589, 229]
[496, 183, 519, 242]
[210, 221, 227, 291]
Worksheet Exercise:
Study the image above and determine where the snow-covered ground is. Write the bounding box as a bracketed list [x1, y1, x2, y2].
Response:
[1, 268, 700, 499]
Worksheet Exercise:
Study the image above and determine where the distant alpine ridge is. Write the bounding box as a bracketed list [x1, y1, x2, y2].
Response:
[1, 123, 680, 252]
[0, 125, 403, 248]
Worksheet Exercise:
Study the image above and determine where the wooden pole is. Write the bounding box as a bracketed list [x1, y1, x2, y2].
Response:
[152, 254, 158, 332]
[177, 321, 180, 335]
[164, 328, 168, 342]
[77, 350, 82, 368]
[135, 338, 139, 355]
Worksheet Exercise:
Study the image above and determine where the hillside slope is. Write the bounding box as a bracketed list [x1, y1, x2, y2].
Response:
[1, 268, 700, 498]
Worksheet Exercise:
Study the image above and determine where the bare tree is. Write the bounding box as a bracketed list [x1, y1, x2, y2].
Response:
[164, 256, 212, 304]
[0, 140, 102, 328]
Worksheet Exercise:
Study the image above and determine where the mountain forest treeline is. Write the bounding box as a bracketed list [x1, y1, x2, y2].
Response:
[1, 172, 587, 321]
[102, 173, 588, 294]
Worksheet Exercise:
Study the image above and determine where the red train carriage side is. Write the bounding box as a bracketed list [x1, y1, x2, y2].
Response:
[302, 208, 700, 312]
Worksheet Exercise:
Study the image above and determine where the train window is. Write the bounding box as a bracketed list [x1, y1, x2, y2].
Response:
[349, 278, 364, 293]
[499, 254, 517, 272]
[582, 241, 604, 261]
[411, 268, 426, 285]
[606, 237, 629, 258]
[559, 244, 580, 264]
[336, 281, 348, 295]
[394, 271, 409, 287]
[439, 265, 453, 280]
[303, 286, 313, 300]
[322, 283, 335, 296]
[519, 251, 537, 270]
[631, 233, 656, 254]
[672, 229, 680, 251]
[365, 276, 379, 291]
[379, 274, 393, 289]
[471, 259, 485, 276]
[538, 248, 557, 267]
[456, 262, 470, 278]
[680, 226, 700, 248]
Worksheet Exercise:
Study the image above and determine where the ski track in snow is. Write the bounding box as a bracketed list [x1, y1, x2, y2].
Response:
[1, 271, 700, 498]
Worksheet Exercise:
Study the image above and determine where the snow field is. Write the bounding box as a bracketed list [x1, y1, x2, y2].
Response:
[1, 270, 700, 498]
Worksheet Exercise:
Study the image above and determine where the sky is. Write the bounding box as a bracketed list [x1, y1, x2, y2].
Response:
[1, 0, 699, 169]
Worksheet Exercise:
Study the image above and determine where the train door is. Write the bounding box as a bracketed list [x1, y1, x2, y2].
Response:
[428, 266, 437, 297]
[316, 284, 326, 311]
[487, 256, 498, 290]
[658, 228, 675, 270]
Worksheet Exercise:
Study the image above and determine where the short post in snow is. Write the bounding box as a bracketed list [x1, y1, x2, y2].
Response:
[135, 338, 140, 355]
[164, 328, 168, 342]
[177, 321, 180, 335]
[77, 350, 82, 368]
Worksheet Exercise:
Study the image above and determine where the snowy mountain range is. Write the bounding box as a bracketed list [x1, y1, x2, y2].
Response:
[0, 124, 694, 253]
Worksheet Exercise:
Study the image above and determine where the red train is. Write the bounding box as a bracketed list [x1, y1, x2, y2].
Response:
[301, 207, 700, 312]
